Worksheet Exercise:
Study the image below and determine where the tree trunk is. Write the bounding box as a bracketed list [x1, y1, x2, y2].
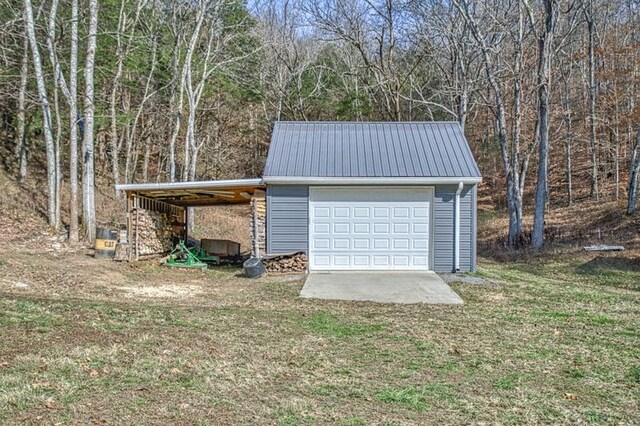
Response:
[627, 127, 640, 214]
[53, 82, 62, 230]
[532, 0, 558, 249]
[68, 0, 79, 243]
[82, 0, 98, 243]
[15, 31, 29, 184]
[561, 63, 573, 206]
[24, 0, 57, 228]
[586, 0, 598, 200]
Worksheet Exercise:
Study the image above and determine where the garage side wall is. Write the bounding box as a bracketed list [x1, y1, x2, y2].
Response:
[266, 185, 309, 254]
[433, 184, 476, 272]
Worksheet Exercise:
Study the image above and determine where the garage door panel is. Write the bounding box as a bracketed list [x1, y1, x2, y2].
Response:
[310, 187, 432, 271]
[392, 223, 410, 234]
[313, 207, 330, 218]
[393, 207, 410, 218]
[354, 207, 370, 218]
[334, 207, 350, 218]
[373, 223, 390, 234]
[314, 223, 330, 234]
[353, 223, 370, 234]
[333, 223, 349, 234]
[373, 207, 390, 218]
[333, 239, 350, 250]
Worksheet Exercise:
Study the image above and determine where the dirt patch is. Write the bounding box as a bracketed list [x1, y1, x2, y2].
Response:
[117, 284, 203, 298]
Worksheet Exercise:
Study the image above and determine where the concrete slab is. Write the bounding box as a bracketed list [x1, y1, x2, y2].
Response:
[301, 272, 463, 304]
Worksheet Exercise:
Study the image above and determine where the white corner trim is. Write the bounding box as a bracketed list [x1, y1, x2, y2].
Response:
[262, 176, 482, 185]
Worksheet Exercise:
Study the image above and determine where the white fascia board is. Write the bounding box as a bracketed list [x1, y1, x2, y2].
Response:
[262, 176, 482, 185]
[115, 178, 264, 192]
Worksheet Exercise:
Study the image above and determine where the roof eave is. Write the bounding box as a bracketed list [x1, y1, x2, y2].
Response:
[115, 178, 264, 193]
[262, 176, 482, 185]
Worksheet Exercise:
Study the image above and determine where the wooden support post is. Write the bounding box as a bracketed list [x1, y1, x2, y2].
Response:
[184, 207, 189, 243]
[134, 194, 140, 261]
[127, 194, 132, 261]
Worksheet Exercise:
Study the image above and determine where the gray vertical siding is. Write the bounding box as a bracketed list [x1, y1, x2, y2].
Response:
[266, 185, 309, 254]
[266, 184, 477, 271]
[433, 185, 475, 272]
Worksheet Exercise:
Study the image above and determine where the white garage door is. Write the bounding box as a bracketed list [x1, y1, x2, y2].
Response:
[309, 187, 432, 271]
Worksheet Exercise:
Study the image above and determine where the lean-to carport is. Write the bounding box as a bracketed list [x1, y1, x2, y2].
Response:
[115, 178, 265, 261]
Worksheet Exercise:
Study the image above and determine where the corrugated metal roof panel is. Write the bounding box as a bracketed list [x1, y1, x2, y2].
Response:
[263, 121, 481, 178]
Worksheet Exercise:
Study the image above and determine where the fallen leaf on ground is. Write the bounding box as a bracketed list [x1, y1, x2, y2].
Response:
[90, 369, 100, 378]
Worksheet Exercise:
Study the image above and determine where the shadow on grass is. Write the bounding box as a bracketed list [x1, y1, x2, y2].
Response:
[575, 256, 640, 291]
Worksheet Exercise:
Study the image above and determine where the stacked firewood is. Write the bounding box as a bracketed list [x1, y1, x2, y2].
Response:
[263, 251, 308, 273]
[131, 208, 176, 256]
[251, 190, 266, 257]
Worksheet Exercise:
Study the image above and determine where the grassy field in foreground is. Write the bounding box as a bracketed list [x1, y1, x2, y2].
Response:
[0, 252, 639, 425]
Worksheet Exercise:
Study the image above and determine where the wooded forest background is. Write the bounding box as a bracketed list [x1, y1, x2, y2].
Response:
[0, 0, 639, 248]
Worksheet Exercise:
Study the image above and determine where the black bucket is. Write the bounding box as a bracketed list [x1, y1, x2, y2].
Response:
[95, 227, 118, 259]
[243, 257, 265, 278]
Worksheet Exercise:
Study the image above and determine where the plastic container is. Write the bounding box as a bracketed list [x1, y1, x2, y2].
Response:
[243, 257, 266, 278]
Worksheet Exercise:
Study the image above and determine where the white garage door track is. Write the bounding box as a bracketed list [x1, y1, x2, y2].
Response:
[301, 272, 463, 304]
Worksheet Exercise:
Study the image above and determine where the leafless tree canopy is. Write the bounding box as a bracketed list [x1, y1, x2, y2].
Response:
[0, 0, 639, 245]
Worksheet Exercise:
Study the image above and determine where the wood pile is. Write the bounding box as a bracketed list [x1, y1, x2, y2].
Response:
[132, 208, 176, 256]
[263, 251, 308, 273]
[114, 243, 129, 261]
[251, 190, 266, 257]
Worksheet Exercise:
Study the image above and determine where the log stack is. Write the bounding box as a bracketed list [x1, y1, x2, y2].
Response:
[251, 190, 266, 257]
[131, 208, 176, 256]
[263, 251, 308, 273]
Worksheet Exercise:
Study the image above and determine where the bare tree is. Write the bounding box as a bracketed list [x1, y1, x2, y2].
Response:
[82, 0, 98, 243]
[453, 0, 527, 247]
[68, 0, 79, 243]
[628, 126, 640, 214]
[23, 0, 58, 229]
[528, 0, 560, 249]
[585, 0, 598, 199]
[15, 25, 29, 184]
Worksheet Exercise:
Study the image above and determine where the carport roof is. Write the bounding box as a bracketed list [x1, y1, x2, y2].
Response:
[115, 178, 264, 207]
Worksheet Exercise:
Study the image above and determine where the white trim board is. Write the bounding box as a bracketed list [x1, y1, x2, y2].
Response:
[264, 177, 482, 185]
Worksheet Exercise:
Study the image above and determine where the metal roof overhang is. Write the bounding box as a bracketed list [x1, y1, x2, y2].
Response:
[115, 178, 265, 207]
[262, 176, 483, 185]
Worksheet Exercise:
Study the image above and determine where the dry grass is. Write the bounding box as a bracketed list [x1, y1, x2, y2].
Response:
[0, 240, 638, 425]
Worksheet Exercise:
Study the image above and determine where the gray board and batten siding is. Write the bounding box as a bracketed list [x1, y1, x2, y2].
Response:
[266, 184, 477, 273]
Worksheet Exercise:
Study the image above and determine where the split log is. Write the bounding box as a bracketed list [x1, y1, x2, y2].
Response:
[131, 208, 177, 256]
[263, 251, 308, 273]
[583, 245, 625, 252]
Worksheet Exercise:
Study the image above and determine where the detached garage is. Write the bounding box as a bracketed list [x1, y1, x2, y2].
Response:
[263, 121, 482, 273]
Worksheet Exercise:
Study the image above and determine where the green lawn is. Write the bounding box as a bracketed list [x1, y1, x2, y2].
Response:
[0, 251, 638, 424]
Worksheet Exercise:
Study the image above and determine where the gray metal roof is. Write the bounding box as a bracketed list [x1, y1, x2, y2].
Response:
[263, 121, 481, 178]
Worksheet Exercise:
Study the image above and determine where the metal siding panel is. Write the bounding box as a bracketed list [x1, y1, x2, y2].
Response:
[266, 185, 309, 254]
[433, 185, 454, 272]
[432, 126, 456, 176]
[433, 185, 473, 272]
[420, 123, 444, 177]
[408, 123, 429, 176]
[264, 122, 481, 179]
[458, 186, 473, 271]
[439, 124, 463, 176]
